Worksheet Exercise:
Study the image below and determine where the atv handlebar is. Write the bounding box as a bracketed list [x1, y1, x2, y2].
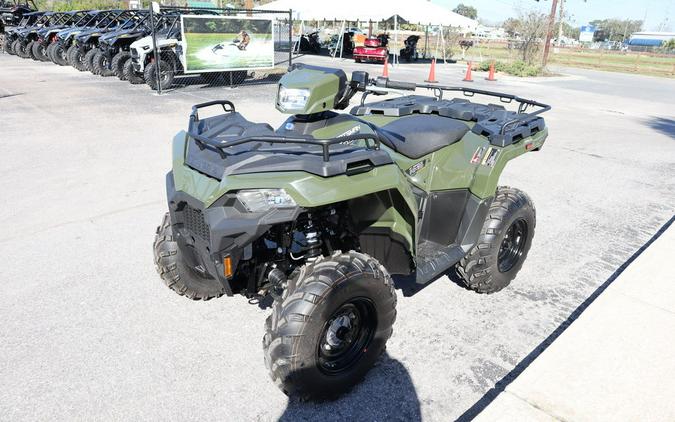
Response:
[375, 77, 417, 91]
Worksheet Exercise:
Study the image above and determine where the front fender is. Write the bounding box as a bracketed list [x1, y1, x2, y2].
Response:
[172, 132, 413, 205]
[170, 131, 418, 252]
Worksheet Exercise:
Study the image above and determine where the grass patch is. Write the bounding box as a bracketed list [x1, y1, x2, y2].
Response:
[467, 42, 675, 78]
[478, 60, 544, 77]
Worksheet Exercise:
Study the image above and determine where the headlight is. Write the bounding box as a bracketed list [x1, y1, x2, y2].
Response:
[237, 189, 297, 212]
[278, 86, 310, 109]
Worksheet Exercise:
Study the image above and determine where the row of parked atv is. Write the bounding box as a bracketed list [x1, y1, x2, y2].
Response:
[2, 8, 247, 90]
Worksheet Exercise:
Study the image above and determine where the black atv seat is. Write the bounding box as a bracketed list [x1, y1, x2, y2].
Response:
[378, 115, 469, 159]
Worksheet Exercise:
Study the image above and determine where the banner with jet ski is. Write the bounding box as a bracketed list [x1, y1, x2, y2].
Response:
[181, 15, 274, 73]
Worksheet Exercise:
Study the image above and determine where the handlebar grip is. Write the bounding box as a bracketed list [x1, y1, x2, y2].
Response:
[387, 80, 417, 91]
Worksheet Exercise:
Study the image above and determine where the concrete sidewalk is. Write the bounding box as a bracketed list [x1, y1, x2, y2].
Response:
[474, 218, 675, 422]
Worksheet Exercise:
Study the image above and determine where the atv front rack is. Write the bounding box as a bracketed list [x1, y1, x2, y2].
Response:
[188, 100, 383, 162]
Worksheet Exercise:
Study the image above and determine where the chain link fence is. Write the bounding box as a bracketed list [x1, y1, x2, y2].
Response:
[2, 2, 292, 93]
[144, 6, 291, 93]
[461, 38, 675, 78]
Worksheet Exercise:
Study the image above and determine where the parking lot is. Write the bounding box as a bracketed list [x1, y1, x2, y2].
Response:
[1, 53, 674, 421]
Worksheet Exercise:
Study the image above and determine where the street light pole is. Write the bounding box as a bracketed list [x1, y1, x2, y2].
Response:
[542, 0, 559, 67]
[150, 1, 162, 95]
[557, 0, 564, 46]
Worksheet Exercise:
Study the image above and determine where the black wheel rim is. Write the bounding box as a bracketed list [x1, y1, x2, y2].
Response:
[317, 298, 376, 375]
[498, 218, 528, 273]
[160, 69, 171, 84]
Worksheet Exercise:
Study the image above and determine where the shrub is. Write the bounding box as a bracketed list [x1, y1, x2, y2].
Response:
[477, 60, 543, 77]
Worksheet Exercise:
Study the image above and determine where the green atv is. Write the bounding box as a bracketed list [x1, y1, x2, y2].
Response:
[153, 64, 550, 400]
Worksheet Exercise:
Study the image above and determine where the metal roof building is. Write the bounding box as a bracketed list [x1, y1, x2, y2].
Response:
[627, 32, 675, 46]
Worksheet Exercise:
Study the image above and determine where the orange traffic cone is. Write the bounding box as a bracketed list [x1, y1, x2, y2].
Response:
[382, 55, 389, 78]
[485, 61, 497, 81]
[463, 61, 473, 82]
[425, 58, 438, 83]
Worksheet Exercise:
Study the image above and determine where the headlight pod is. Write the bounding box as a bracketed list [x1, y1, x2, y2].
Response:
[237, 189, 297, 212]
[278, 86, 310, 110]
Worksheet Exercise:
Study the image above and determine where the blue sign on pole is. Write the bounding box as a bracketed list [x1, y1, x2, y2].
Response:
[579, 25, 596, 42]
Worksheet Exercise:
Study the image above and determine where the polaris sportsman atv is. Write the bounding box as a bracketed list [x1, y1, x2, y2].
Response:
[153, 64, 550, 399]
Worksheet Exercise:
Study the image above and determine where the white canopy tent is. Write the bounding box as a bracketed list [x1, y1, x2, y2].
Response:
[256, 0, 478, 62]
[256, 0, 478, 29]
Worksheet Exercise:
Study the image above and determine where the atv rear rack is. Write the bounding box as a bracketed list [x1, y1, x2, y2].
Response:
[368, 79, 551, 137]
[187, 100, 383, 162]
[420, 84, 550, 136]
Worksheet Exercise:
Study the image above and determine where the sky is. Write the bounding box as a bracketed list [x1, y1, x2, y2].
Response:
[433, 0, 675, 31]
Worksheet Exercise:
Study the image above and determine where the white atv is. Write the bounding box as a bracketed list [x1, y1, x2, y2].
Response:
[129, 29, 247, 91]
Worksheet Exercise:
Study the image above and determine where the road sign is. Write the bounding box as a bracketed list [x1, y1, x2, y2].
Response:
[580, 25, 595, 42]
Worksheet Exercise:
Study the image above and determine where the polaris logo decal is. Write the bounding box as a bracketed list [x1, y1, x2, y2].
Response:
[482, 147, 500, 167]
[406, 159, 427, 176]
[337, 126, 361, 145]
[470, 146, 486, 164]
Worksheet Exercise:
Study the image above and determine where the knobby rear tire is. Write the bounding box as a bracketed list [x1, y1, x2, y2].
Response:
[456, 186, 536, 294]
[144, 60, 174, 91]
[92, 51, 114, 77]
[52, 42, 68, 66]
[123, 58, 144, 84]
[111, 51, 130, 80]
[83, 48, 97, 72]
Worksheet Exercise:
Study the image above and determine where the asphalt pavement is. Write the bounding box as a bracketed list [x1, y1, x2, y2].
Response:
[0, 53, 674, 421]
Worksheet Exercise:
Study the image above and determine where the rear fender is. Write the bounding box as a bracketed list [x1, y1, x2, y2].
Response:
[469, 128, 548, 198]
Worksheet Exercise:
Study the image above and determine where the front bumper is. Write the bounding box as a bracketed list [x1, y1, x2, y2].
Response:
[166, 171, 302, 296]
[353, 47, 388, 61]
[130, 48, 142, 72]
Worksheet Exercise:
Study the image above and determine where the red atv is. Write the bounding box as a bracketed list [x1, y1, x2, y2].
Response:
[353, 33, 389, 63]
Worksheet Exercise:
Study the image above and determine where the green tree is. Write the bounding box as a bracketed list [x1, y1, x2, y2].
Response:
[589, 18, 643, 42]
[37, 0, 126, 11]
[509, 11, 548, 64]
[502, 17, 520, 37]
[559, 22, 580, 40]
[453, 3, 478, 20]
[661, 38, 675, 51]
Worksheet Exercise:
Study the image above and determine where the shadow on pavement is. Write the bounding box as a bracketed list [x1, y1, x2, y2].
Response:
[455, 215, 675, 422]
[279, 352, 421, 422]
[646, 117, 675, 139]
[393, 267, 470, 297]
